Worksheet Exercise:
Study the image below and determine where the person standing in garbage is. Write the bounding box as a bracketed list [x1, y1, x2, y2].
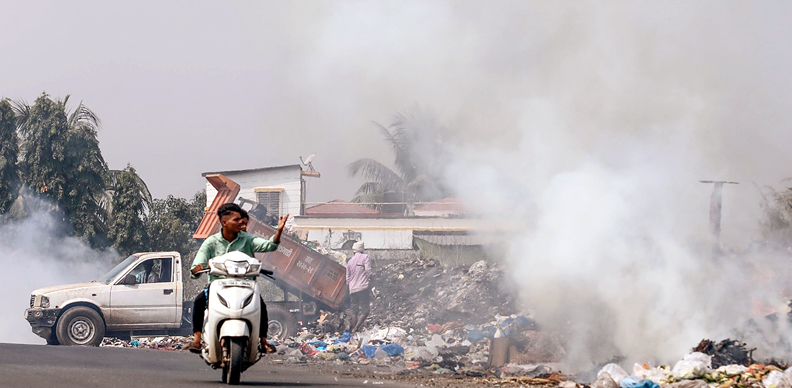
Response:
[346, 241, 372, 333]
[182, 202, 288, 353]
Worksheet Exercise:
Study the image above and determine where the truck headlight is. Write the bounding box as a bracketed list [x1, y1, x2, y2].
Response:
[41, 296, 50, 308]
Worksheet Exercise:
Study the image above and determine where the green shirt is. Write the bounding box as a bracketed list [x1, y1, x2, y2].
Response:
[191, 231, 279, 283]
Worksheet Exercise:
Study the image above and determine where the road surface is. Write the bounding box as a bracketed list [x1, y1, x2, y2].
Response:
[0, 343, 415, 388]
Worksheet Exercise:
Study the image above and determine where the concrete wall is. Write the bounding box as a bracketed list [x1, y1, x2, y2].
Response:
[291, 216, 488, 250]
[205, 166, 302, 217]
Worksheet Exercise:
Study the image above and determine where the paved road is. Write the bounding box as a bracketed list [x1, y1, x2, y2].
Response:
[0, 343, 413, 388]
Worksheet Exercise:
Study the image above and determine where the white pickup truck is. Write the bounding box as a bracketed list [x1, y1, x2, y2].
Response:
[24, 251, 193, 346]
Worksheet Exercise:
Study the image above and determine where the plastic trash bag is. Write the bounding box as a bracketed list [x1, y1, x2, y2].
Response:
[784, 367, 792, 382]
[333, 332, 352, 344]
[764, 370, 792, 388]
[467, 329, 485, 343]
[619, 377, 659, 388]
[426, 334, 445, 348]
[370, 327, 408, 343]
[716, 365, 748, 376]
[598, 364, 629, 384]
[668, 380, 709, 388]
[633, 364, 671, 383]
[361, 345, 378, 359]
[379, 343, 404, 357]
[374, 347, 388, 359]
[405, 345, 439, 361]
[592, 372, 619, 388]
[672, 352, 712, 380]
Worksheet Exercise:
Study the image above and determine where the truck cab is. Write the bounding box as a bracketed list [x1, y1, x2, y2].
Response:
[25, 252, 190, 346]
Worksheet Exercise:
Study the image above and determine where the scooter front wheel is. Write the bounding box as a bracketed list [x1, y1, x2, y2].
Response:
[225, 337, 245, 385]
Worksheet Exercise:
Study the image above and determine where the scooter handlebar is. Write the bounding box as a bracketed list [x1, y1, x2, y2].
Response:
[260, 268, 275, 280]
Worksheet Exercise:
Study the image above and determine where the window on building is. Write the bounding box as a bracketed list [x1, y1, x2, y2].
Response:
[256, 190, 282, 219]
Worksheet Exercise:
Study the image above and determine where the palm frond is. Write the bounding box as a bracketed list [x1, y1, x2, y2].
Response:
[67, 100, 101, 131]
[11, 99, 31, 136]
[347, 158, 404, 192]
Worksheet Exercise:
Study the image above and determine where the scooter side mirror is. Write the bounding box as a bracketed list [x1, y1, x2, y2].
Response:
[122, 274, 138, 285]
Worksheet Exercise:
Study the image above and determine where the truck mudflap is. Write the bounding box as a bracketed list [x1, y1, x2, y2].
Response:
[219, 320, 250, 338]
[24, 308, 60, 339]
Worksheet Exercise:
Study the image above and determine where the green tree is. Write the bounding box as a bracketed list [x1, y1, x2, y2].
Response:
[347, 107, 453, 215]
[0, 99, 20, 213]
[145, 191, 206, 257]
[14, 93, 109, 244]
[107, 164, 152, 255]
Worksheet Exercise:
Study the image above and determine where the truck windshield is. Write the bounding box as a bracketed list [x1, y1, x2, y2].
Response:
[97, 255, 138, 284]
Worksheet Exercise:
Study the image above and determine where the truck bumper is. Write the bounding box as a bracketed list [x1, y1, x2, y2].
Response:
[24, 308, 60, 340]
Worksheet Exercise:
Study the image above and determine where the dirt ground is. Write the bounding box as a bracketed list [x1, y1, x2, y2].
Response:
[257, 354, 564, 388]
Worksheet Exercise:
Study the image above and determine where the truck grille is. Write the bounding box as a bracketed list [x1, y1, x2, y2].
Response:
[30, 295, 35, 308]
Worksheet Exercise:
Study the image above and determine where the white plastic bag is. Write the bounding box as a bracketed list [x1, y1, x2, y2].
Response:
[671, 352, 712, 380]
[633, 364, 671, 383]
[592, 373, 619, 388]
[370, 327, 408, 343]
[716, 365, 747, 376]
[763, 370, 792, 388]
[598, 364, 629, 384]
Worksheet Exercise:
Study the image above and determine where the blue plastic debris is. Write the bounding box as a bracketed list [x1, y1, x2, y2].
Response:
[467, 329, 485, 343]
[379, 343, 404, 357]
[333, 332, 352, 344]
[619, 377, 659, 388]
[361, 345, 378, 359]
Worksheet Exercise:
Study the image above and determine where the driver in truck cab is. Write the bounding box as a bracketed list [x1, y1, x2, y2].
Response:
[182, 202, 288, 353]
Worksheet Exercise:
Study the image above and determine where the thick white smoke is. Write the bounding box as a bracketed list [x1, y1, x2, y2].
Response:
[0, 212, 119, 344]
[441, 2, 792, 371]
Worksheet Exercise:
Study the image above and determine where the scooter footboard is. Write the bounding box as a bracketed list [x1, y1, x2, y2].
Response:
[220, 320, 250, 338]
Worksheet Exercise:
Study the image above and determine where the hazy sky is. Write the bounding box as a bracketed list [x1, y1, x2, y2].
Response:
[2, 0, 791, 230]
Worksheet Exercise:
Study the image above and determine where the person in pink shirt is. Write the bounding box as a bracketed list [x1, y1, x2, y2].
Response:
[346, 241, 372, 333]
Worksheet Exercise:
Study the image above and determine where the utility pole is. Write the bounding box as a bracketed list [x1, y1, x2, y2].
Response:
[700, 180, 738, 256]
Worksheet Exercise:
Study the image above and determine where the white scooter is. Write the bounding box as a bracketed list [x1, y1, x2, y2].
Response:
[195, 251, 273, 385]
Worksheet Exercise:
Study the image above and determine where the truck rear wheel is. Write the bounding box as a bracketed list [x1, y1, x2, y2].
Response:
[267, 305, 297, 339]
[56, 306, 105, 347]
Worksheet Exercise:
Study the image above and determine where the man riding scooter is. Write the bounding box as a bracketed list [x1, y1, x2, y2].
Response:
[183, 202, 288, 353]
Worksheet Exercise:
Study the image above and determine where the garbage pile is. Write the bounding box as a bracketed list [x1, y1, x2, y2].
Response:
[100, 336, 190, 350]
[595, 341, 792, 388]
[262, 312, 568, 381]
[366, 258, 520, 331]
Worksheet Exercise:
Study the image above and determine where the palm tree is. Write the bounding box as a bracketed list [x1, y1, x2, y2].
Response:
[348, 108, 452, 215]
[13, 94, 110, 245]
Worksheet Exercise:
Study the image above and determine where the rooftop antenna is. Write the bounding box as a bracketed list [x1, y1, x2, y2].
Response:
[700, 180, 738, 256]
[299, 154, 320, 216]
[300, 154, 317, 173]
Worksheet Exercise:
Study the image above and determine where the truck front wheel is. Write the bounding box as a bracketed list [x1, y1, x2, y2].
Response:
[56, 306, 105, 347]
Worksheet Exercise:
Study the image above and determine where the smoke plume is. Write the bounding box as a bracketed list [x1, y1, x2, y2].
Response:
[441, 1, 792, 371]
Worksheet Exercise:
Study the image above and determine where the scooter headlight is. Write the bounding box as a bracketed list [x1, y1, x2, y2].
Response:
[213, 261, 227, 273]
[224, 260, 249, 276]
[217, 294, 229, 308]
[40, 296, 50, 308]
